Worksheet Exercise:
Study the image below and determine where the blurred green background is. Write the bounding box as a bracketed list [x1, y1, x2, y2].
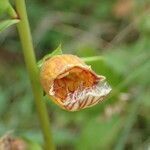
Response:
[0, 0, 150, 149]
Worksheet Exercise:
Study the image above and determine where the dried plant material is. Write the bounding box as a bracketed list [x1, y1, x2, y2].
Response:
[0, 133, 26, 150]
[40, 54, 111, 111]
[104, 98, 128, 119]
[113, 0, 134, 18]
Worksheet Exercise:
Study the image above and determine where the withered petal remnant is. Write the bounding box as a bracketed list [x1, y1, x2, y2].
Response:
[40, 54, 111, 111]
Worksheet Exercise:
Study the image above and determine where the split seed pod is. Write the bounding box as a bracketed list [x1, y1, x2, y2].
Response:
[40, 54, 111, 111]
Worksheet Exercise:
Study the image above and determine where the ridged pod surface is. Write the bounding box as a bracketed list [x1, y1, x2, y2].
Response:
[40, 54, 111, 111]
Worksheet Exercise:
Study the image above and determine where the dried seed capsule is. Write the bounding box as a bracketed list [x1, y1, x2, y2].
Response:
[40, 54, 111, 111]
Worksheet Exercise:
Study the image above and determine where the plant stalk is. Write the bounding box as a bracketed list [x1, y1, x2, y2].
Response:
[14, 0, 55, 149]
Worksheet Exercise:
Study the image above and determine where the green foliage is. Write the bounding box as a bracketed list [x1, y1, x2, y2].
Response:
[0, 0, 9, 15]
[0, 19, 19, 32]
[0, 0, 150, 149]
[76, 115, 122, 150]
[138, 13, 150, 35]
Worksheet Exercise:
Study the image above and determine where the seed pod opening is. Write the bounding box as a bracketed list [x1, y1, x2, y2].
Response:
[40, 54, 111, 111]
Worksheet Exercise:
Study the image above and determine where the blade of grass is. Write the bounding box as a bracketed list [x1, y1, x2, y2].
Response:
[114, 91, 143, 150]
[110, 59, 150, 98]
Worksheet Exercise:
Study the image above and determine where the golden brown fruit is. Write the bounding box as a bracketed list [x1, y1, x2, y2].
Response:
[40, 54, 111, 111]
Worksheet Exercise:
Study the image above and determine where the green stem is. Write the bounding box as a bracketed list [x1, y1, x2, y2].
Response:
[82, 56, 104, 62]
[14, 0, 55, 149]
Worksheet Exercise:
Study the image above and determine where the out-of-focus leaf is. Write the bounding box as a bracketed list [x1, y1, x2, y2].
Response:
[0, 90, 8, 115]
[22, 136, 42, 150]
[0, 19, 20, 32]
[138, 13, 150, 35]
[0, 0, 9, 15]
[104, 49, 131, 75]
[53, 129, 77, 145]
[142, 90, 150, 107]
[115, 92, 142, 150]
[76, 47, 99, 57]
[27, 142, 42, 150]
[21, 131, 42, 145]
[76, 115, 123, 150]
